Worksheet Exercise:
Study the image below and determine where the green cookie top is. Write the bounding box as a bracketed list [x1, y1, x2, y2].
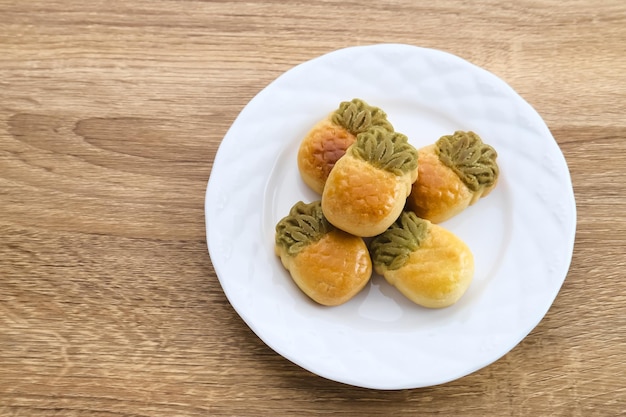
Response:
[331, 98, 393, 135]
[275, 201, 333, 257]
[349, 127, 419, 176]
[370, 211, 429, 271]
[436, 131, 499, 192]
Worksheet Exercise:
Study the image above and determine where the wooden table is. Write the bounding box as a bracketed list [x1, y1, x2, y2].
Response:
[2, 1, 625, 415]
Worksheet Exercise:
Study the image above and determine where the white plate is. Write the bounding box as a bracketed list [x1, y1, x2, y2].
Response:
[205, 44, 576, 390]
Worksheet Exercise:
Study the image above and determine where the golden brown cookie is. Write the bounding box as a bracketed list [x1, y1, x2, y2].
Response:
[297, 98, 393, 194]
[406, 131, 499, 223]
[370, 211, 474, 308]
[275, 201, 372, 306]
[322, 127, 418, 237]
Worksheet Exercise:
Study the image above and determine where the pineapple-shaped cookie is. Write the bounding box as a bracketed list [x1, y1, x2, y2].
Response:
[275, 201, 372, 306]
[322, 127, 418, 237]
[370, 211, 474, 308]
[407, 131, 499, 223]
[297, 98, 393, 194]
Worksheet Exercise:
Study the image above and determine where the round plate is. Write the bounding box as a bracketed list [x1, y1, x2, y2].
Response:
[205, 44, 576, 389]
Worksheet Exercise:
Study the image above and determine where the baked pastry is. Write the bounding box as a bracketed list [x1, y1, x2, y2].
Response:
[297, 98, 393, 194]
[406, 131, 499, 223]
[370, 211, 474, 308]
[321, 127, 418, 237]
[275, 200, 372, 306]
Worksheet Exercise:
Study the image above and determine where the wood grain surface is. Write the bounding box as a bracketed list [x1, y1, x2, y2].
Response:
[1, 1, 625, 415]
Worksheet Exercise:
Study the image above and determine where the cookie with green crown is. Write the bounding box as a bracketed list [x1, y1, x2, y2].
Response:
[297, 98, 394, 195]
[321, 126, 418, 237]
[275, 200, 372, 306]
[370, 211, 474, 308]
[407, 131, 499, 223]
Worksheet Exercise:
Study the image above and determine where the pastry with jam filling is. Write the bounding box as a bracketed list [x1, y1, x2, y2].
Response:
[297, 98, 393, 194]
[322, 127, 418, 237]
[275, 200, 372, 306]
[407, 131, 499, 223]
[370, 211, 474, 308]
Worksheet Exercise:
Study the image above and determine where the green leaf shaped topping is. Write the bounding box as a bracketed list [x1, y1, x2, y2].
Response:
[436, 131, 499, 192]
[331, 98, 393, 135]
[370, 211, 429, 270]
[275, 201, 334, 257]
[349, 127, 419, 175]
